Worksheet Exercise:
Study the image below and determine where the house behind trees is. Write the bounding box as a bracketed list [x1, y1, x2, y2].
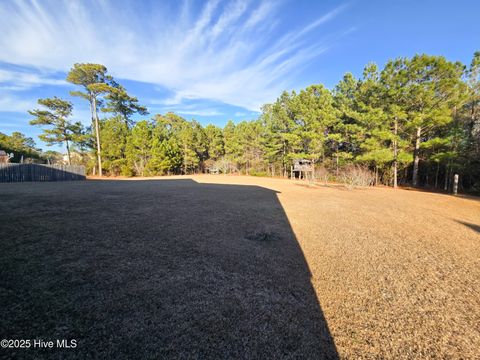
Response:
[0, 150, 11, 163]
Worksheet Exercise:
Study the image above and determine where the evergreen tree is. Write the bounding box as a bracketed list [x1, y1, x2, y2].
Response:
[261, 104, 284, 176]
[126, 120, 153, 176]
[67, 63, 114, 176]
[223, 120, 240, 163]
[0, 131, 40, 162]
[204, 124, 225, 160]
[102, 84, 149, 127]
[331, 73, 361, 174]
[100, 115, 130, 175]
[148, 137, 182, 175]
[29, 97, 84, 164]
[397, 55, 465, 186]
[23, 54, 480, 192]
[292, 84, 338, 162]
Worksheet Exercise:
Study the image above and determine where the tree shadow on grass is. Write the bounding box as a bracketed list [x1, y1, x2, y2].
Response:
[456, 220, 480, 234]
[0, 179, 338, 359]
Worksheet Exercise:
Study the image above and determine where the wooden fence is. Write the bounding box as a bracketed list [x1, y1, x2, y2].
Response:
[0, 164, 86, 182]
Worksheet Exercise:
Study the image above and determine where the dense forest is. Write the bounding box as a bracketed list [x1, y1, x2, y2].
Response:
[1, 53, 479, 192]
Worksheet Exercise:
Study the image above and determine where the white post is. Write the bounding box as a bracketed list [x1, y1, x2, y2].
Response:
[453, 174, 459, 195]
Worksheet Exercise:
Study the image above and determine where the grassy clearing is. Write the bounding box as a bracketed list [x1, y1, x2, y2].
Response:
[1, 175, 479, 359]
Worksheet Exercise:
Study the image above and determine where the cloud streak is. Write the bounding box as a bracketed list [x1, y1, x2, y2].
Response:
[0, 95, 37, 113]
[0, 0, 349, 111]
[0, 68, 66, 91]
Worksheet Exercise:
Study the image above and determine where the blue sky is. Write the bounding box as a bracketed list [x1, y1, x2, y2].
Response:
[0, 0, 479, 152]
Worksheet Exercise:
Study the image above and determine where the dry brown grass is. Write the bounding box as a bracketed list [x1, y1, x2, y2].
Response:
[1, 175, 479, 359]
[195, 175, 480, 359]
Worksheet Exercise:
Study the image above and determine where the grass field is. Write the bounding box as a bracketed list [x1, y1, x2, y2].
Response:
[1, 175, 479, 359]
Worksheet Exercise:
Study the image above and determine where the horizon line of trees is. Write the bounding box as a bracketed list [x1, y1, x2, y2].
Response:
[1, 52, 479, 192]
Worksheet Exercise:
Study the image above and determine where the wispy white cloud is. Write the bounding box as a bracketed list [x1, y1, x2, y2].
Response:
[0, 122, 30, 128]
[0, 93, 92, 128]
[0, 0, 349, 111]
[148, 96, 184, 106]
[177, 109, 224, 117]
[0, 68, 66, 91]
[0, 95, 37, 113]
[149, 101, 225, 117]
[296, 3, 349, 38]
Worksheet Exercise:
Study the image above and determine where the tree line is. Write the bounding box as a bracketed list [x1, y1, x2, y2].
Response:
[261, 53, 479, 191]
[1, 52, 478, 192]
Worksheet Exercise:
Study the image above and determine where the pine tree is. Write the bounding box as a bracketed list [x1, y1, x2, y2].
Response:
[400, 55, 464, 186]
[204, 124, 225, 161]
[148, 137, 182, 175]
[126, 120, 153, 176]
[29, 97, 84, 165]
[102, 84, 149, 127]
[67, 63, 114, 175]
[100, 115, 130, 175]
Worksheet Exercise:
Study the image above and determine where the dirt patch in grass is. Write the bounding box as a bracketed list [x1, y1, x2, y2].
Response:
[1, 175, 479, 359]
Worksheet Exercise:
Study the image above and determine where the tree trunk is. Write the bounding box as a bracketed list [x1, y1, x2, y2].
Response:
[92, 97, 102, 177]
[65, 139, 71, 165]
[335, 146, 339, 176]
[444, 164, 449, 191]
[412, 126, 421, 186]
[393, 117, 398, 188]
[183, 145, 187, 175]
[448, 165, 453, 191]
[434, 162, 439, 188]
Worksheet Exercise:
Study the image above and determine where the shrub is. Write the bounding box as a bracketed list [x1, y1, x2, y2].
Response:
[249, 170, 268, 177]
[214, 157, 238, 174]
[340, 165, 375, 189]
[315, 166, 332, 184]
